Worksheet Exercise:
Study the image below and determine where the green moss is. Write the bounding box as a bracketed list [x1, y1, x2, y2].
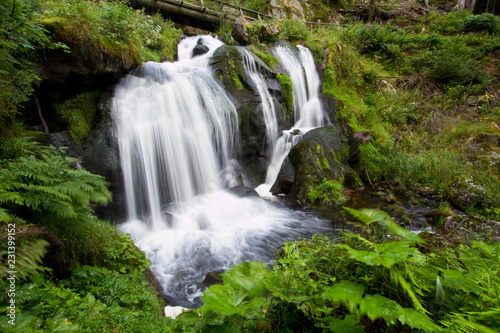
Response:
[250, 46, 278, 68]
[310, 144, 331, 170]
[55, 91, 101, 143]
[277, 73, 293, 119]
[306, 176, 345, 205]
[229, 60, 244, 90]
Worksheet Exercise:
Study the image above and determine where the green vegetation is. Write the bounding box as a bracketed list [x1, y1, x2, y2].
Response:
[0, 140, 167, 331]
[299, 8, 500, 219]
[1, 0, 499, 332]
[55, 91, 101, 143]
[279, 19, 310, 42]
[249, 45, 278, 68]
[38, 0, 181, 65]
[276, 73, 293, 118]
[307, 176, 344, 204]
[171, 208, 500, 332]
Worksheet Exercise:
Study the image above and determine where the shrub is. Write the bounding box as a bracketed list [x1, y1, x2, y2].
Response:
[280, 20, 309, 42]
[426, 10, 471, 35]
[426, 41, 479, 85]
[38, 0, 181, 65]
[464, 13, 500, 34]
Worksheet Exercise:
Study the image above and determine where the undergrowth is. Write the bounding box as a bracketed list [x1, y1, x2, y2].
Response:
[38, 0, 182, 65]
[171, 208, 500, 332]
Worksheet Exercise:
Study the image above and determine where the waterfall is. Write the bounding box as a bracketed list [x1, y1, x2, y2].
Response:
[113, 36, 239, 230]
[240, 48, 279, 157]
[113, 36, 329, 308]
[256, 44, 327, 196]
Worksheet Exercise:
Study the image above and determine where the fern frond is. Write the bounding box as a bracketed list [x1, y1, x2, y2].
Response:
[0, 238, 49, 279]
[390, 269, 426, 312]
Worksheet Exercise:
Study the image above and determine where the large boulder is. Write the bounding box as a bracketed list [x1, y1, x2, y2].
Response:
[446, 176, 486, 212]
[273, 125, 360, 206]
[209, 45, 288, 186]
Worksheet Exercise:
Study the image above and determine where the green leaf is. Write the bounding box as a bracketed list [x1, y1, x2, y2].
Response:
[338, 242, 416, 268]
[201, 283, 263, 316]
[344, 208, 423, 242]
[221, 261, 268, 298]
[323, 280, 365, 312]
[45, 318, 81, 332]
[441, 270, 483, 294]
[322, 314, 365, 333]
[359, 294, 402, 325]
[398, 308, 441, 332]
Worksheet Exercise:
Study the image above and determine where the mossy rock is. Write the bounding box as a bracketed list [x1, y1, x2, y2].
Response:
[445, 176, 486, 211]
[210, 45, 295, 186]
[273, 125, 358, 206]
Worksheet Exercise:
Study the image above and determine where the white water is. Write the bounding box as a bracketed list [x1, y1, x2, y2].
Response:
[240, 48, 279, 157]
[113, 36, 329, 307]
[256, 44, 326, 196]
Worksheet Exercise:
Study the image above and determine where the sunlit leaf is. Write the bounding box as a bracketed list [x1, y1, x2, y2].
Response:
[323, 280, 365, 312]
[221, 261, 268, 298]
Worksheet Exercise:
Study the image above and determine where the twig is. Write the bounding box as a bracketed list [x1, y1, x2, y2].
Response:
[365, 163, 374, 189]
[34, 95, 49, 134]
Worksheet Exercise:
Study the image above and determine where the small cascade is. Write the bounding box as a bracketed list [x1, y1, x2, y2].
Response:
[113, 36, 330, 308]
[256, 44, 326, 196]
[240, 48, 279, 157]
[297, 45, 326, 129]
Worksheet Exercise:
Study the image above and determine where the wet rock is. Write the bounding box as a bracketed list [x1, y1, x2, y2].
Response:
[227, 185, 260, 198]
[192, 40, 209, 57]
[203, 270, 224, 287]
[270, 156, 295, 194]
[446, 176, 486, 211]
[48, 131, 83, 158]
[392, 206, 406, 218]
[210, 45, 288, 186]
[81, 90, 123, 221]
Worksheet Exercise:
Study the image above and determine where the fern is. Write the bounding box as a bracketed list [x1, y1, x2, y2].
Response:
[0, 238, 49, 279]
[0, 146, 111, 223]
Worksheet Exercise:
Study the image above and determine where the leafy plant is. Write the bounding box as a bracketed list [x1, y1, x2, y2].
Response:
[38, 0, 181, 65]
[279, 20, 309, 42]
[307, 177, 344, 205]
[464, 13, 500, 34]
[55, 90, 101, 143]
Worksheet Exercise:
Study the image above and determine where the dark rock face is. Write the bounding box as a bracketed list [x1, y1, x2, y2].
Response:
[47, 131, 83, 159]
[203, 270, 224, 288]
[80, 89, 125, 222]
[226, 185, 260, 198]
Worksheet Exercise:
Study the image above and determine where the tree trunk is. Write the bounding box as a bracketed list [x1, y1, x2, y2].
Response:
[368, 0, 375, 22]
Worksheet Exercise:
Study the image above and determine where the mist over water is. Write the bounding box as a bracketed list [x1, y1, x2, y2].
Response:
[113, 36, 330, 307]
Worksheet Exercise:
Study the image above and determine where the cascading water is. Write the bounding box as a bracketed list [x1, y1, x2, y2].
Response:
[240, 48, 279, 157]
[256, 44, 327, 196]
[113, 36, 330, 308]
